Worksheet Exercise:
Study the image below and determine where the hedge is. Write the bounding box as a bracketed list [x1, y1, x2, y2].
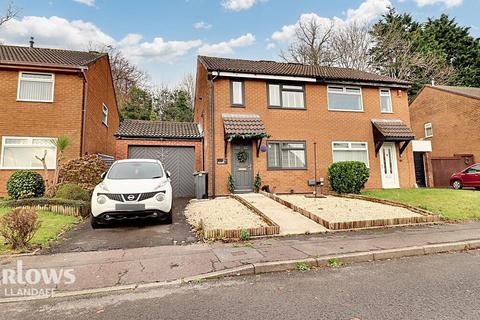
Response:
[1, 198, 91, 217]
[327, 161, 370, 194]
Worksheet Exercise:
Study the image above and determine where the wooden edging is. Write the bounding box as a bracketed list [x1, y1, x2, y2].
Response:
[202, 195, 280, 239]
[16, 204, 89, 218]
[261, 191, 441, 231]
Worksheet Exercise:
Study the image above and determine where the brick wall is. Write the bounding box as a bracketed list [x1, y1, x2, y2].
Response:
[410, 86, 480, 160]
[196, 67, 416, 196]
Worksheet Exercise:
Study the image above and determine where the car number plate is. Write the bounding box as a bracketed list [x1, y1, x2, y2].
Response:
[115, 203, 145, 211]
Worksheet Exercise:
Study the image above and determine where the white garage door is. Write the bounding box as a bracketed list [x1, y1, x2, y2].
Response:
[128, 146, 195, 198]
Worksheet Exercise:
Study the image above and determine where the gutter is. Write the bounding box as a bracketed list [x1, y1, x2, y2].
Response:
[80, 67, 88, 156]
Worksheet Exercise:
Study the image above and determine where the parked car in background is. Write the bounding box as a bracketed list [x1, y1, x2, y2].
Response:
[450, 164, 480, 190]
[91, 159, 173, 228]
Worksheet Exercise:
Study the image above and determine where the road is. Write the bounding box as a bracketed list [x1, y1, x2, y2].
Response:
[2, 251, 479, 320]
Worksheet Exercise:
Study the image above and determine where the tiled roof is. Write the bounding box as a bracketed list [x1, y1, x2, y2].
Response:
[222, 114, 267, 138]
[199, 56, 410, 86]
[430, 85, 480, 100]
[0, 45, 105, 68]
[371, 119, 415, 141]
[116, 120, 202, 139]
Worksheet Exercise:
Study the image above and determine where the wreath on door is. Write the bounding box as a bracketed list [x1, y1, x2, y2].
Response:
[236, 150, 249, 163]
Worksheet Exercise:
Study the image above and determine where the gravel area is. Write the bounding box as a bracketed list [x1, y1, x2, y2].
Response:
[185, 197, 268, 231]
[280, 195, 423, 223]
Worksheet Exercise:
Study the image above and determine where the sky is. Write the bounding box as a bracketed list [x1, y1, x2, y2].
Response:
[0, 0, 478, 87]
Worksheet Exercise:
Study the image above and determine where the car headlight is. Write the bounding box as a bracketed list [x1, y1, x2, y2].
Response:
[97, 195, 107, 205]
[155, 193, 165, 202]
[98, 182, 109, 192]
[155, 180, 168, 190]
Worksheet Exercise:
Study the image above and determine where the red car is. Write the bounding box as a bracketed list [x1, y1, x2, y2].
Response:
[450, 164, 480, 190]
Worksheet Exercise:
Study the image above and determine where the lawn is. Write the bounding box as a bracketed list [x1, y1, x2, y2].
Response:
[363, 188, 480, 221]
[0, 207, 80, 254]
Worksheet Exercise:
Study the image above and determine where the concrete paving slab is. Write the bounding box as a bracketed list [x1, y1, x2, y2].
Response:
[237, 193, 327, 235]
[256, 245, 309, 262]
[212, 247, 264, 263]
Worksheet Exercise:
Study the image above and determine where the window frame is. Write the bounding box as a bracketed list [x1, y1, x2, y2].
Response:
[327, 85, 364, 112]
[379, 88, 393, 113]
[17, 71, 55, 103]
[1, 136, 57, 170]
[267, 83, 306, 110]
[102, 103, 109, 126]
[267, 140, 307, 170]
[331, 141, 370, 168]
[424, 122, 433, 138]
[230, 79, 245, 107]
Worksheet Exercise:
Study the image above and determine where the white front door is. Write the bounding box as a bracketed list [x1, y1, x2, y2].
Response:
[380, 142, 400, 188]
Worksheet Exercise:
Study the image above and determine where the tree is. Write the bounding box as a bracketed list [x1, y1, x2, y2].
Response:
[331, 21, 372, 71]
[52, 136, 71, 185]
[154, 88, 193, 122]
[120, 86, 156, 120]
[180, 73, 195, 108]
[0, 2, 19, 27]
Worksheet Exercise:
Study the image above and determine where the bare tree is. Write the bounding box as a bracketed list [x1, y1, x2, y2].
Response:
[0, 2, 19, 27]
[179, 73, 195, 110]
[331, 21, 372, 71]
[280, 18, 335, 66]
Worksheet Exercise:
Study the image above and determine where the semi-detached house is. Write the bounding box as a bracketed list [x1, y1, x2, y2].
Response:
[194, 56, 417, 197]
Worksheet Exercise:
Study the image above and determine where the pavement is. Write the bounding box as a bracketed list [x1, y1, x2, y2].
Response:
[3, 250, 480, 319]
[237, 193, 328, 235]
[1, 221, 480, 300]
[41, 198, 197, 254]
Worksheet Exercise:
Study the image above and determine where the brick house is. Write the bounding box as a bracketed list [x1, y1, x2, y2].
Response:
[0, 44, 119, 195]
[194, 56, 417, 197]
[410, 85, 480, 187]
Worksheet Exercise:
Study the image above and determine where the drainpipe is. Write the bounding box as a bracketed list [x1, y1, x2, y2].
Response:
[210, 71, 219, 197]
[80, 67, 88, 157]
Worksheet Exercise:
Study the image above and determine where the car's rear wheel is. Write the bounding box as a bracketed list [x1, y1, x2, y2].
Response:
[452, 180, 463, 190]
[91, 215, 104, 229]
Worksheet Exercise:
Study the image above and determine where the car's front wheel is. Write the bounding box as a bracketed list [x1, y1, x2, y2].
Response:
[452, 179, 463, 190]
[91, 215, 104, 229]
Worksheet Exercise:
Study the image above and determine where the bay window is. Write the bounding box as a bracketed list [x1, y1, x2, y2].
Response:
[328, 86, 363, 111]
[1, 137, 57, 169]
[268, 83, 305, 109]
[332, 141, 369, 167]
[17, 72, 55, 102]
[268, 141, 306, 169]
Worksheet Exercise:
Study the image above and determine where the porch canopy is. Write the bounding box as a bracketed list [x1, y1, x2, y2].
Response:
[371, 119, 415, 156]
[222, 113, 269, 157]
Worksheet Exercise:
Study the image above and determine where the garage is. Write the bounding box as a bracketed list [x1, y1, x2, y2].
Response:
[115, 119, 203, 198]
[128, 146, 196, 197]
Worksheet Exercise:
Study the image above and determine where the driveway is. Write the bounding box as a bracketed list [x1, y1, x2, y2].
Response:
[41, 198, 198, 254]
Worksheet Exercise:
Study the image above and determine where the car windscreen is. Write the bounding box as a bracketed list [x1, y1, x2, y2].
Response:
[107, 162, 164, 180]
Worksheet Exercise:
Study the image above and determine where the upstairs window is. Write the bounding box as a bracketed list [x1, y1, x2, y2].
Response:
[424, 123, 433, 138]
[230, 80, 244, 106]
[380, 89, 393, 113]
[268, 84, 305, 109]
[267, 141, 306, 169]
[17, 72, 54, 102]
[332, 141, 369, 167]
[102, 104, 109, 125]
[1, 136, 57, 169]
[328, 86, 363, 111]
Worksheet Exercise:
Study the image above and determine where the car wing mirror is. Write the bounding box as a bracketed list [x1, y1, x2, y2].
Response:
[166, 171, 171, 179]
[101, 172, 106, 179]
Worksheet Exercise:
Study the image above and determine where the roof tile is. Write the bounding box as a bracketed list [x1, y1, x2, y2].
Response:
[222, 113, 267, 137]
[116, 120, 202, 139]
[371, 119, 415, 140]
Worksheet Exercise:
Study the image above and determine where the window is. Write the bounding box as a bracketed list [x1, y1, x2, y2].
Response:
[268, 84, 305, 109]
[267, 141, 306, 169]
[1, 137, 57, 169]
[424, 123, 433, 138]
[102, 104, 109, 125]
[380, 89, 392, 113]
[332, 141, 369, 167]
[17, 72, 54, 102]
[327, 86, 363, 111]
[466, 164, 480, 174]
[108, 162, 164, 180]
[230, 80, 244, 106]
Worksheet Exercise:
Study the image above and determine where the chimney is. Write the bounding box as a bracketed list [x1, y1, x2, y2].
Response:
[29, 37, 34, 48]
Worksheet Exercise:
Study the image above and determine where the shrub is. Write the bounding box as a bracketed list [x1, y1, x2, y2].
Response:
[58, 155, 107, 191]
[239, 229, 250, 241]
[327, 161, 370, 194]
[253, 172, 262, 193]
[2, 197, 91, 217]
[227, 173, 235, 193]
[55, 183, 91, 202]
[6, 171, 45, 199]
[0, 208, 41, 250]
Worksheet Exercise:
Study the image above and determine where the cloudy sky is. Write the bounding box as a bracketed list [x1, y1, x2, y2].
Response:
[1, 0, 477, 86]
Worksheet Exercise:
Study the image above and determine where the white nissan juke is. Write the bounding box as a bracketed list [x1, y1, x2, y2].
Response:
[91, 159, 173, 229]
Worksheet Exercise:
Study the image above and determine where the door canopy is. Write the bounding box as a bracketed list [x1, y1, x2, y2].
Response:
[371, 119, 415, 156]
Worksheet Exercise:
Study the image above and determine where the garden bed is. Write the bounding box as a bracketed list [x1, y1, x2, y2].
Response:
[185, 197, 279, 239]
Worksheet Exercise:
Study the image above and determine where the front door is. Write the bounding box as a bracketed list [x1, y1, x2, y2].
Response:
[231, 141, 253, 192]
[414, 152, 426, 187]
[380, 142, 400, 188]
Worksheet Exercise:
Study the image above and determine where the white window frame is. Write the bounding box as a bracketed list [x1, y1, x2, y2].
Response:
[331, 141, 370, 168]
[102, 104, 109, 126]
[379, 88, 393, 113]
[267, 141, 307, 170]
[424, 123, 433, 138]
[1, 136, 57, 170]
[327, 85, 364, 112]
[17, 71, 55, 103]
[268, 83, 306, 109]
[230, 80, 244, 106]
